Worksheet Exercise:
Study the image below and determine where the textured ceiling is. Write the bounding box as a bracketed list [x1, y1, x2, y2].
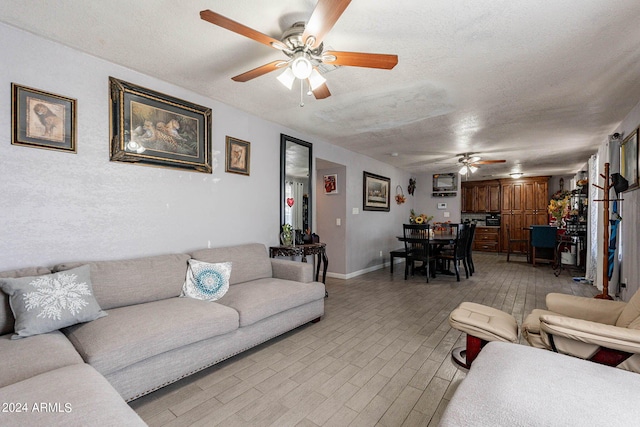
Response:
[3, 0, 640, 180]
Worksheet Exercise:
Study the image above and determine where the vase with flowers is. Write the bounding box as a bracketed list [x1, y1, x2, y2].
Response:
[409, 209, 433, 225]
[548, 196, 570, 227]
[280, 224, 294, 246]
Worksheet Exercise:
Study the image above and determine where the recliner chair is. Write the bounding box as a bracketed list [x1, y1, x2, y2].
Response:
[522, 290, 640, 373]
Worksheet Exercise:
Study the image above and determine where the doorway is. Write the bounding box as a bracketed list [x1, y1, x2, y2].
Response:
[316, 159, 347, 277]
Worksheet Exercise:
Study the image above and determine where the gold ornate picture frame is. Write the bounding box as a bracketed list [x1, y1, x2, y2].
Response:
[109, 77, 212, 173]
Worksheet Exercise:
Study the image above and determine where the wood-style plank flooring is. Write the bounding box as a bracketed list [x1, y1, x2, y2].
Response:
[129, 252, 597, 426]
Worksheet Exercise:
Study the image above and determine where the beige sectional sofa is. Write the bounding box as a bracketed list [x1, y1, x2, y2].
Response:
[0, 243, 325, 426]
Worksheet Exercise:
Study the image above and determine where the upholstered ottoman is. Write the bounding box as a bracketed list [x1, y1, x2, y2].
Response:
[449, 302, 519, 368]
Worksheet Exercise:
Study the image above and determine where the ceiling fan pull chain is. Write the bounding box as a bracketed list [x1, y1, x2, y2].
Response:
[299, 79, 305, 107]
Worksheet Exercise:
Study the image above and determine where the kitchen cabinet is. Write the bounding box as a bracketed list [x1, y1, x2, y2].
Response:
[500, 177, 549, 253]
[461, 180, 501, 213]
[474, 226, 500, 252]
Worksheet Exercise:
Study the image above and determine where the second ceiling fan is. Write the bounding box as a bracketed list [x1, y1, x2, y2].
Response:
[200, 0, 398, 100]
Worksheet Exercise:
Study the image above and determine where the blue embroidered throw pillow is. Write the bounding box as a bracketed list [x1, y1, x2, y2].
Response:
[181, 259, 232, 301]
[0, 265, 107, 339]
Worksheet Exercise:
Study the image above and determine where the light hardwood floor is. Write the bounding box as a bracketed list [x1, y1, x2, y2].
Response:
[130, 252, 597, 426]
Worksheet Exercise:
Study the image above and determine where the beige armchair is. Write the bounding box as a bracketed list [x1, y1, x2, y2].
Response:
[522, 291, 640, 372]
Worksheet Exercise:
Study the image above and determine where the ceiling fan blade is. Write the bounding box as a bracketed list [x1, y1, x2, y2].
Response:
[310, 82, 331, 99]
[473, 160, 506, 165]
[302, 0, 352, 48]
[323, 51, 398, 69]
[200, 10, 283, 49]
[231, 60, 284, 82]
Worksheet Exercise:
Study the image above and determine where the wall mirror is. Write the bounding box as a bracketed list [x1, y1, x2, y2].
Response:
[280, 134, 312, 241]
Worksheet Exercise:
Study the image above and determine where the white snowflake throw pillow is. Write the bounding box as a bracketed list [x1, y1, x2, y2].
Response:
[0, 265, 107, 339]
[181, 259, 231, 301]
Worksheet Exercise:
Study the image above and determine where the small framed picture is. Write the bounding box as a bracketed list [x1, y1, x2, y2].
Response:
[11, 83, 77, 153]
[363, 171, 390, 212]
[324, 174, 338, 194]
[225, 136, 250, 176]
[620, 129, 638, 190]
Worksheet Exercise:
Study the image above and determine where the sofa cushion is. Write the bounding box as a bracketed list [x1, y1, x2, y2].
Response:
[0, 364, 146, 427]
[617, 289, 640, 328]
[0, 330, 83, 388]
[0, 265, 107, 339]
[181, 259, 231, 301]
[217, 278, 325, 327]
[63, 297, 239, 375]
[54, 253, 190, 310]
[190, 243, 272, 285]
[0, 267, 51, 336]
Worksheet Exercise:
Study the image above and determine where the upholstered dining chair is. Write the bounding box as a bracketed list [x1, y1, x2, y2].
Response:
[402, 223, 432, 282]
[530, 225, 558, 266]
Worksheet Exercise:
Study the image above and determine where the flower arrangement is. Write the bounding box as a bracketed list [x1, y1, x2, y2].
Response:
[395, 185, 406, 204]
[280, 224, 293, 246]
[548, 196, 570, 224]
[409, 209, 433, 224]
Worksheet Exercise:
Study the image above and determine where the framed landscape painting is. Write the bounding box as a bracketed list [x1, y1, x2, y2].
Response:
[11, 83, 77, 153]
[109, 77, 212, 173]
[620, 129, 638, 190]
[363, 171, 390, 211]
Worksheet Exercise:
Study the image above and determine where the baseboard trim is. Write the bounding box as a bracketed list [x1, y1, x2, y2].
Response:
[326, 260, 400, 280]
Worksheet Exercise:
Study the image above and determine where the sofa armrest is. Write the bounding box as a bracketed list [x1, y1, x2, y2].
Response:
[545, 293, 626, 325]
[540, 314, 640, 356]
[271, 259, 314, 283]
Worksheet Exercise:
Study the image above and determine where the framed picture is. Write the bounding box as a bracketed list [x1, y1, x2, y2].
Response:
[109, 77, 212, 173]
[620, 129, 638, 190]
[225, 136, 250, 176]
[323, 174, 338, 194]
[433, 173, 457, 192]
[11, 83, 77, 153]
[363, 171, 390, 211]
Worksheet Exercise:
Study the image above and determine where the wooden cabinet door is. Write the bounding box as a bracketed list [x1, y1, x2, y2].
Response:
[476, 185, 488, 212]
[501, 182, 525, 212]
[462, 185, 474, 212]
[488, 184, 500, 212]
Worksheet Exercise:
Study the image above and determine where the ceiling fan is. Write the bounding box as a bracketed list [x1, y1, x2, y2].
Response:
[457, 153, 506, 175]
[200, 0, 398, 102]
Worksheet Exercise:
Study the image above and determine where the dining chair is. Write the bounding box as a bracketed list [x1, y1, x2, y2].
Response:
[506, 226, 529, 262]
[436, 224, 470, 281]
[465, 223, 477, 276]
[530, 225, 558, 266]
[402, 223, 432, 282]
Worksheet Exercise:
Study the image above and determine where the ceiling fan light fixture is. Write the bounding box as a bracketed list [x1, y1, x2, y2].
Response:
[459, 165, 469, 175]
[469, 156, 481, 163]
[308, 68, 326, 90]
[291, 52, 313, 79]
[468, 165, 478, 173]
[277, 67, 296, 90]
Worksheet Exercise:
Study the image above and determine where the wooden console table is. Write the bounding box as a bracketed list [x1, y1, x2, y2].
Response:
[269, 243, 328, 285]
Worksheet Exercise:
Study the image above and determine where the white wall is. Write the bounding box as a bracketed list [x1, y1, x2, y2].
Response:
[414, 172, 461, 224]
[0, 22, 410, 276]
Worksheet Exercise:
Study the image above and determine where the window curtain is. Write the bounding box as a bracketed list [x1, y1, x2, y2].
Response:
[585, 154, 599, 286]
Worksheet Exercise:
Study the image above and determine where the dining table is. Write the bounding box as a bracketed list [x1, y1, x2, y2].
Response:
[396, 232, 457, 277]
